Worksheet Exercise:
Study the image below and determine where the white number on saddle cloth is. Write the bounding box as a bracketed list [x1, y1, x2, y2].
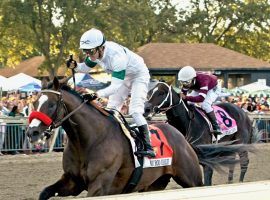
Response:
[141, 125, 174, 168]
[213, 105, 238, 136]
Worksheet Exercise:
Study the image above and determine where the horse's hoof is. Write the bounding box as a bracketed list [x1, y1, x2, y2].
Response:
[39, 190, 54, 200]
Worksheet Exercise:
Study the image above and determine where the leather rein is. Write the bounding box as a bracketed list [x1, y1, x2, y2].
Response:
[31, 89, 109, 138]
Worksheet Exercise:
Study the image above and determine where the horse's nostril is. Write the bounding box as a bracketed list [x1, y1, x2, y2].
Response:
[145, 108, 151, 113]
[32, 131, 40, 137]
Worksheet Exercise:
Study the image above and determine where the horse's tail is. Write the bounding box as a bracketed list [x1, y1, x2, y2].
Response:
[192, 141, 256, 173]
[250, 123, 263, 143]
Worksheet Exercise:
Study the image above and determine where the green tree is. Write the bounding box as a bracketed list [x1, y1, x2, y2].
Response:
[0, 0, 95, 77]
[175, 0, 270, 61]
[0, 0, 178, 76]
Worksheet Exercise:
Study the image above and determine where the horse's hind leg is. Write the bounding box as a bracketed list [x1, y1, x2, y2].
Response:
[141, 174, 171, 192]
[227, 154, 236, 184]
[172, 173, 203, 188]
[39, 173, 85, 200]
[238, 151, 249, 182]
[203, 165, 213, 186]
[172, 166, 203, 188]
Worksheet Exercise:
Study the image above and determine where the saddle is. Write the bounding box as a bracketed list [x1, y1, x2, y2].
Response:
[104, 108, 173, 164]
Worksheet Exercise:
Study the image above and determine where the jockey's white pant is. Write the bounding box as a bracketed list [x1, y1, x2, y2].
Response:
[187, 86, 221, 113]
[107, 76, 149, 126]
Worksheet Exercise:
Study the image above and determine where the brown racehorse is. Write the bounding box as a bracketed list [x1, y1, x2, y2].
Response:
[144, 81, 258, 186]
[26, 78, 250, 199]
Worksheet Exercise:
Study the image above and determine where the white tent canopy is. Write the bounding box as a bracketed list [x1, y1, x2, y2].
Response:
[239, 81, 270, 93]
[0, 75, 7, 87]
[68, 73, 108, 90]
[1, 73, 41, 91]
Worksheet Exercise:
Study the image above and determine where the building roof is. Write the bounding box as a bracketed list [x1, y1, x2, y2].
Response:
[137, 43, 270, 70]
[1, 43, 270, 78]
[0, 56, 66, 77]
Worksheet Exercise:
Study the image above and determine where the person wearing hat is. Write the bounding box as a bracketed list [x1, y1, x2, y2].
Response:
[178, 66, 222, 135]
[66, 28, 155, 158]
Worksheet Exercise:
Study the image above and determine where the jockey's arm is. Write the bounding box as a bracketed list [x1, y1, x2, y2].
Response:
[97, 55, 127, 98]
[185, 95, 205, 103]
[75, 57, 98, 73]
[185, 89, 207, 103]
[96, 70, 125, 98]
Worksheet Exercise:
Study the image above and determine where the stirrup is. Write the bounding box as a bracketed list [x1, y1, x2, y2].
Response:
[214, 133, 221, 144]
[213, 129, 222, 135]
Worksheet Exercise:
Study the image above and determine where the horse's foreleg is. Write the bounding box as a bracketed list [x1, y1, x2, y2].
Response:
[39, 173, 85, 200]
[203, 165, 213, 186]
[87, 167, 121, 196]
[238, 151, 249, 182]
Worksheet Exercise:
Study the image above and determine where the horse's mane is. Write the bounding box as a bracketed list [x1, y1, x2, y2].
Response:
[44, 78, 83, 100]
[60, 85, 83, 100]
[60, 84, 112, 117]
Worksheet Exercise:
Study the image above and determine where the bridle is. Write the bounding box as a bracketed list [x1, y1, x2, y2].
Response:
[148, 82, 205, 144]
[148, 82, 188, 114]
[29, 89, 88, 139]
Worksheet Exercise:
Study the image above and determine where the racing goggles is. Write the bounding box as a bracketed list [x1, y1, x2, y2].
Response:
[180, 79, 193, 86]
[83, 48, 98, 56]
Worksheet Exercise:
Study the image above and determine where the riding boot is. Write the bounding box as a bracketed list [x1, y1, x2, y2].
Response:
[206, 111, 222, 135]
[135, 125, 156, 158]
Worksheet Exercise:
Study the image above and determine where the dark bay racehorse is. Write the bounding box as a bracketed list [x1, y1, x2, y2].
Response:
[144, 82, 256, 186]
[26, 78, 250, 199]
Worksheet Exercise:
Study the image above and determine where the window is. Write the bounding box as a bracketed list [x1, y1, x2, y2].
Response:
[228, 74, 251, 89]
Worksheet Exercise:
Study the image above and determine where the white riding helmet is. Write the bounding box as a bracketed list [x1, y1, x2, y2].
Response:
[178, 66, 196, 81]
[79, 28, 106, 49]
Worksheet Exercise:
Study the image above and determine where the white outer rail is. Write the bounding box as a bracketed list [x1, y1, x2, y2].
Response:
[78, 180, 270, 200]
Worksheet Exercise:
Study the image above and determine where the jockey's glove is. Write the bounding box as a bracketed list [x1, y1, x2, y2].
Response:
[66, 58, 77, 69]
[82, 93, 98, 101]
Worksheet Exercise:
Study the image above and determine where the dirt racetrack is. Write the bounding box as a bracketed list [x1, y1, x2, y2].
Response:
[1, 143, 270, 200]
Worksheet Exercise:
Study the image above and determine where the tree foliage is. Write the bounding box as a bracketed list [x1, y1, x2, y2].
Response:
[0, 0, 269, 77]
[175, 0, 270, 61]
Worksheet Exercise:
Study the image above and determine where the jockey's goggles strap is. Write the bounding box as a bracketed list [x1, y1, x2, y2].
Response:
[29, 111, 53, 126]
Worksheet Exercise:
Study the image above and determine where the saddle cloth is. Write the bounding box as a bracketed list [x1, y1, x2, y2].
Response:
[195, 105, 237, 141]
[113, 113, 173, 168]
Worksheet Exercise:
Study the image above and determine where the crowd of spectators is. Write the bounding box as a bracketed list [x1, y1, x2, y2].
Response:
[0, 91, 42, 155]
[218, 95, 270, 114]
[0, 92, 38, 117]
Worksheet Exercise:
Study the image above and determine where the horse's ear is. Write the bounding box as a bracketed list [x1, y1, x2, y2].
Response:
[58, 76, 71, 85]
[167, 79, 174, 86]
[148, 79, 159, 91]
[41, 77, 49, 89]
[53, 77, 60, 90]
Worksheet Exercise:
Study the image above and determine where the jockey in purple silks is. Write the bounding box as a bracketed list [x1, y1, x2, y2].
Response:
[178, 66, 222, 135]
[66, 28, 155, 157]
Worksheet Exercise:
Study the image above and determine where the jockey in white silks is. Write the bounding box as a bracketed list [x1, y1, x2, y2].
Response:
[67, 28, 155, 158]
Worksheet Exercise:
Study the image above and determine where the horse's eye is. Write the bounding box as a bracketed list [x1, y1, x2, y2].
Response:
[48, 103, 55, 109]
